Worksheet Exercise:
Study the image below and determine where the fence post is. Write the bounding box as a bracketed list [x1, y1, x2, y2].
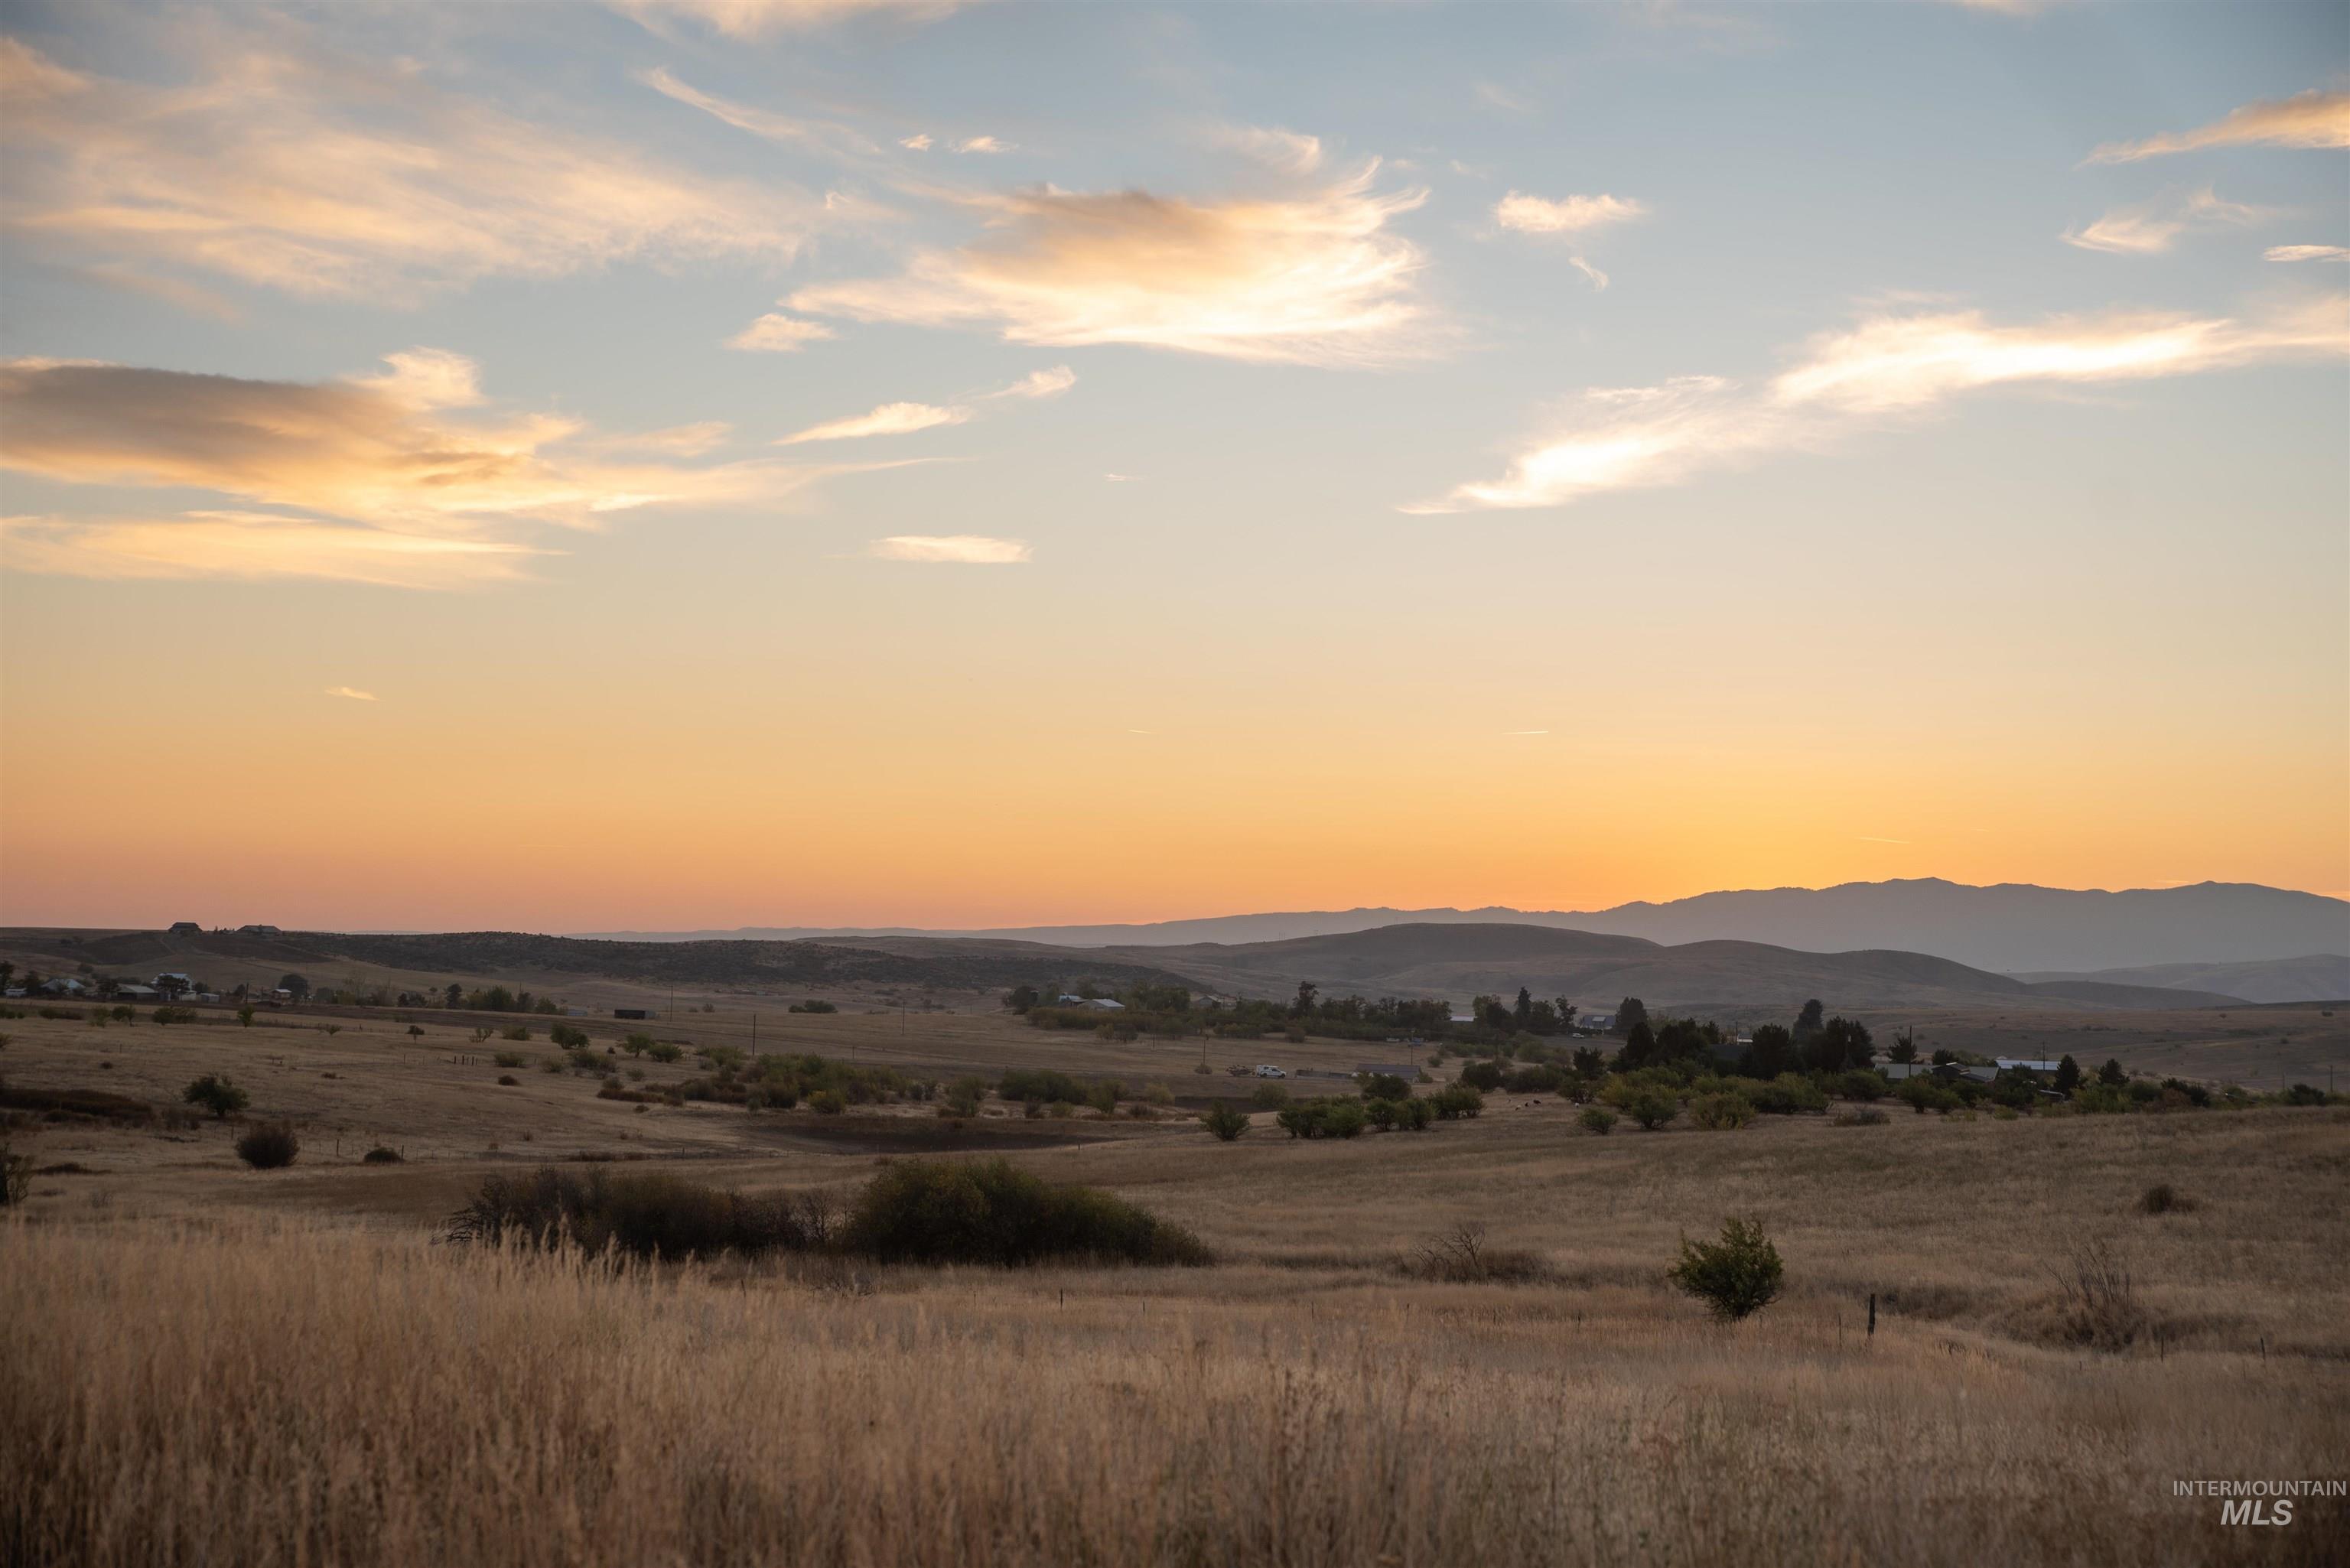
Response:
[1868, 1293, 1876, 1337]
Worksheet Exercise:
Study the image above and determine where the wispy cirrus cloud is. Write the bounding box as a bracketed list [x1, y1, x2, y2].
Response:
[2268, 244, 2350, 263]
[637, 65, 877, 155]
[780, 365, 1074, 443]
[1221, 125, 1324, 175]
[2, 512, 548, 591]
[0, 352, 872, 586]
[788, 164, 1430, 364]
[1493, 190, 1645, 291]
[1493, 191, 1645, 236]
[0, 37, 821, 304]
[622, 0, 965, 37]
[867, 534, 1030, 564]
[727, 312, 839, 353]
[325, 686, 379, 701]
[1408, 297, 2350, 512]
[2085, 89, 2350, 164]
[2062, 187, 2273, 255]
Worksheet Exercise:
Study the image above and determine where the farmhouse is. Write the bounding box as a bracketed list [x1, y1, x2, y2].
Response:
[167, 921, 201, 935]
[115, 984, 159, 1000]
[237, 924, 282, 937]
[1056, 995, 1125, 1010]
[37, 977, 89, 996]
[1996, 1057, 2064, 1074]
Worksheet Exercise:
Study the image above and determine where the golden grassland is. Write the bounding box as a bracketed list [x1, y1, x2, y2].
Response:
[5, 1007, 2349, 1565]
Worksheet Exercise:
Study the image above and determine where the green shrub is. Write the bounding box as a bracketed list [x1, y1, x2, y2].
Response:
[494, 1051, 529, 1069]
[788, 999, 838, 1013]
[808, 1089, 845, 1115]
[1621, 1089, 1678, 1130]
[1144, 1082, 1175, 1106]
[843, 1157, 1209, 1267]
[1668, 1216, 1784, 1320]
[501, 1025, 532, 1043]
[943, 1075, 990, 1116]
[363, 1147, 402, 1164]
[1085, 1080, 1123, 1114]
[446, 1167, 832, 1260]
[1398, 1096, 1434, 1130]
[1250, 1083, 1290, 1110]
[152, 1007, 198, 1025]
[1747, 1074, 1830, 1115]
[1363, 1098, 1399, 1130]
[623, 1033, 654, 1055]
[1000, 1068, 1085, 1105]
[2139, 1183, 2197, 1215]
[1431, 1084, 1484, 1120]
[1321, 1101, 1369, 1139]
[1837, 1070, 1889, 1103]
[1580, 1104, 1619, 1136]
[497, 1075, 519, 1086]
[1358, 1073, 1411, 1101]
[234, 1122, 300, 1169]
[183, 1074, 249, 1119]
[1200, 1103, 1250, 1140]
[549, 1023, 589, 1049]
[1688, 1091, 1755, 1131]
[646, 1041, 683, 1063]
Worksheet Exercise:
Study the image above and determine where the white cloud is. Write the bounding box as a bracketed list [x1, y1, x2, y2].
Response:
[638, 65, 874, 155]
[1408, 298, 2350, 512]
[0, 351, 864, 586]
[2087, 89, 2350, 163]
[2268, 244, 2350, 263]
[621, 0, 965, 37]
[2, 512, 550, 591]
[900, 134, 934, 151]
[2062, 187, 2273, 255]
[780, 365, 1075, 442]
[990, 365, 1076, 400]
[1223, 126, 1324, 175]
[727, 313, 838, 353]
[954, 135, 1011, 155]
[326, 686, 379, 701]
[1493, 192, 1645, 236]
[782, 402, 972, 443]
[789, 164, 1430, 364]
[0, 37, 820, 304]
[867, 534, 1030, 563]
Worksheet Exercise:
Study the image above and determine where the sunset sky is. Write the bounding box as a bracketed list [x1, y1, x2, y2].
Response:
[2, 0, 2346, 932]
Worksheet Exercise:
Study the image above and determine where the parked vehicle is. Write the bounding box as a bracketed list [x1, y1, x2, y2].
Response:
[1253, 1065, 1287, 1078]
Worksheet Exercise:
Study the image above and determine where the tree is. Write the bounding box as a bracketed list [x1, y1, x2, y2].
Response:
[1613, 1019, 1658, 1072]
[1513, 987, 1533, 1027]
[236, 1007, 256, 1028]
[1570, 1046, 1606, 1079]
[1668, 1217, 1784, 1320]
[1291, 981, 1319, 1017]
[1554, 997, 1577, 1032]
[2055, 1055, 2082, 1095]
[184, 1074, 249, 1119]
[444, 983, 464, 1008]
[406, 1024, 426, 1043]
[1615, 997, 1649, 1038]
[1004, 984, 1040, 1013]
[2098, 1058, 2127, 1088]
[278, 974, 311, 1000]
[1888, 1026, 1918, 1064]
[0, 962, 12, 992]
[1792, 999, 1824, 1042]
[1199, 1104, 1249, 1140]
[1743, 1024, 1798, 1078]
[1805, 1017, 1873, 1074]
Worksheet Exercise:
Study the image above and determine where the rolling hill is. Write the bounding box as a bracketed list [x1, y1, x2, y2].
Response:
[575, 878, 2349, 975]
[2013, 954, 2350, 1006]
[1093, 922, 2244, 1017]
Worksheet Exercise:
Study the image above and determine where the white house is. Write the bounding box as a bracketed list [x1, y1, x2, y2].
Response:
[1996, 1057, 2064, 1074]
[1055, 994, 1125, 1010]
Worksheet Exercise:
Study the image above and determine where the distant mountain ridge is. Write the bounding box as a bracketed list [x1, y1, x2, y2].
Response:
[577, 878, 2349, 977]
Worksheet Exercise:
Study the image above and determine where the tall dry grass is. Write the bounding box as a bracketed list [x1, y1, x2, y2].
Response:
[5, 1216, 2342, 1568]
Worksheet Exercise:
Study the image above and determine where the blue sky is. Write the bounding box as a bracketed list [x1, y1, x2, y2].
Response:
[2, 1, 2345, 929]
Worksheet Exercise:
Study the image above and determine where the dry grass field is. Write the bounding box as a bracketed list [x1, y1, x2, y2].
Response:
[5, 1005, 2348, 1566]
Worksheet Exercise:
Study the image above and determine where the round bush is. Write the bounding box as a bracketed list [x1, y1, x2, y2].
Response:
[234, 1122, 301, 1170]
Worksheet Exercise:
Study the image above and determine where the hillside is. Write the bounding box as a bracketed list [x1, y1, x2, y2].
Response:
[574, 878, 2350, 974]
[2014, 954, 2350, 1005]
[1096, 923, 2244, 1017]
